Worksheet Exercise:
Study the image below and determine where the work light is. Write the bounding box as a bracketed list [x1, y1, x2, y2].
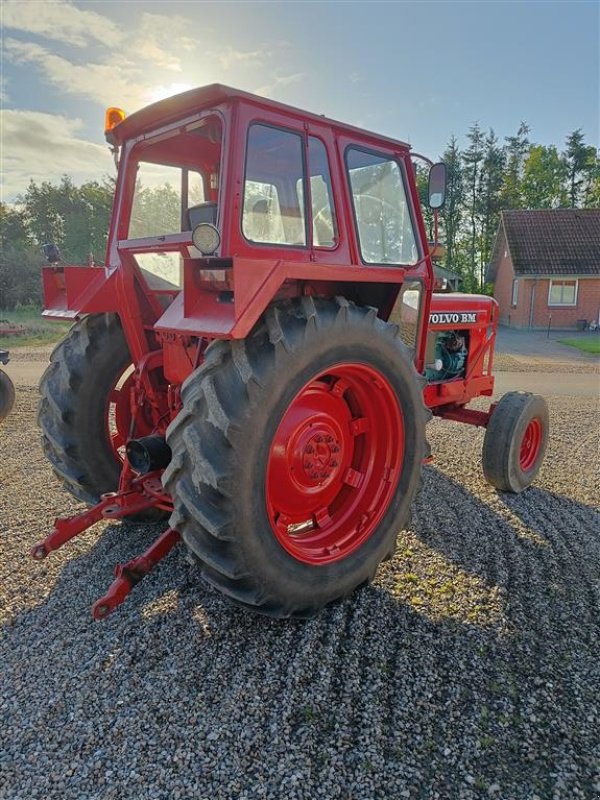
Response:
[192, 223, 220, 255]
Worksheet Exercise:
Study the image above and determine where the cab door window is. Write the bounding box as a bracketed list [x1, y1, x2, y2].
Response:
[243, 124, 306, 246]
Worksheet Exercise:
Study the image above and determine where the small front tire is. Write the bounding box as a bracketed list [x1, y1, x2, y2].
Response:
[482, 392, 549, 493]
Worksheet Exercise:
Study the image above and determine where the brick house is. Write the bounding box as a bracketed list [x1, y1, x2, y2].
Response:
[487, 209, 600, 329]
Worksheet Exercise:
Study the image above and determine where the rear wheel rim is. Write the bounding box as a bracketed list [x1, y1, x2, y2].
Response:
[266, 363, 404, 565]
[519, 417, 543, 472]
[105, 366, 154, 464]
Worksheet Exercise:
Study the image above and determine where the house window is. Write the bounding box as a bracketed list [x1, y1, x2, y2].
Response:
[511, 279, 519, 306]
[548, 279, 578, 307]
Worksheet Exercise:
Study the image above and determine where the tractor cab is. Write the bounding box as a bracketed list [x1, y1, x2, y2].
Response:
[46, 85, 445, 381]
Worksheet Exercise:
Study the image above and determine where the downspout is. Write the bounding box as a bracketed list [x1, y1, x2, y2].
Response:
[528, 280, 536, 329]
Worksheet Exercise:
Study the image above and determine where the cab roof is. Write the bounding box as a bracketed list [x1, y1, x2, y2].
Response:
[106, 83, 411, 151]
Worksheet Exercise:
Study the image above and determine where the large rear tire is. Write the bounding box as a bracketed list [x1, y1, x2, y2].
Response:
[482, 391, 549, 493]
[38, 313, 162, 517]
[164, 298, 427, 617]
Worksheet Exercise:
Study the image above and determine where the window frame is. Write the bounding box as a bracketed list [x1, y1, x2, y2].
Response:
[304, 134, 339, 251]
[548, 278, 579, 307]
[120, 108, 226, 246]
[241, 121, 309, 250]
[344, 145, 420, 267]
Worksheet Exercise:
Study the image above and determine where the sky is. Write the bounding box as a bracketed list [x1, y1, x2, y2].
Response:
[1, 0, 598, 200]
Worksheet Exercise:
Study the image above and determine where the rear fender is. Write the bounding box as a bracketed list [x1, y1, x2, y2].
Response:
[42, 266, 120, 320]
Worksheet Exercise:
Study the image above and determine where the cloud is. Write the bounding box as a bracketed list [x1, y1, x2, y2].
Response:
[255, 73, 306, 99]
[129, 13, 197, 72]
[1, 110, 113, 200]
[4, 38, 152, 110]
[0, 77, 9, 104]
[218, 46, 270, 70]
[2, 0, 122, 48]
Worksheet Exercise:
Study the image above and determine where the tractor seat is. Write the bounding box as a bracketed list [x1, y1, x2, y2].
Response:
[186, 202, 217, 229]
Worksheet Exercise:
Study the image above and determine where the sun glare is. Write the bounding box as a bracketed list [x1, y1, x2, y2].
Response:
[145, 83, 195, 105]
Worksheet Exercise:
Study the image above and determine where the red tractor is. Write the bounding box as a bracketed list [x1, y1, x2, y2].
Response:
[33, 85, 548, 619]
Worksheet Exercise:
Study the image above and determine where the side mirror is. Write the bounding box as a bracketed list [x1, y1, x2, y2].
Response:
[428, 162, 447, 209]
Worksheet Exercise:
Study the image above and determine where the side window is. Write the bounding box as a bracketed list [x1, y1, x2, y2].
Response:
[243, 124, 306, 246]
[346, 148, 418, 265]
[296, 137, 338, 248]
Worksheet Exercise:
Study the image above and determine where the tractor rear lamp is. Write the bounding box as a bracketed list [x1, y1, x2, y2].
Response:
[126, 436, 172, 475]
[192, 223, 220, 255]
[104, 107, 126, 134]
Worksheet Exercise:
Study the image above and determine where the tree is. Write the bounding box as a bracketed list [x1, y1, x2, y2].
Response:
[563, 129, 596, 208]
[0, 203, 43, 309]
[500, 122, 530, 210]
[478, 129, 505, 286]
[582, 154, 600, 207]
[439, 135, 463, 275]
[462, 122, 485, 290]
[521, 145, 566, 209]
[18, 176, 114, 264]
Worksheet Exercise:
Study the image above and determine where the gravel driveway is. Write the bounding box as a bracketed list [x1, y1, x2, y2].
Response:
[1, 378, 599, 799]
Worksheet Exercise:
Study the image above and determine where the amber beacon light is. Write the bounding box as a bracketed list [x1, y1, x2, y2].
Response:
[104, 107, 126, 134]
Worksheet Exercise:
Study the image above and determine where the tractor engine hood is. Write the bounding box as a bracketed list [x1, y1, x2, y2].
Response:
[428, 293, 498, 329]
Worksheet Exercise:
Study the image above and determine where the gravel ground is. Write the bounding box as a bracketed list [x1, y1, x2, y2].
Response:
[1, 380, 599, 800]
[493, 353, 599, 374]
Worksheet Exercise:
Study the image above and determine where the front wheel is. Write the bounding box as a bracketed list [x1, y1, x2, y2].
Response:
[482, 392, 549, 493]
[164, 298, 428, 618]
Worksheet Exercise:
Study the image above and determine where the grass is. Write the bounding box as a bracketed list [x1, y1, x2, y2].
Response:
[558, 337, 600, 355]
[0, 305, 70, 348]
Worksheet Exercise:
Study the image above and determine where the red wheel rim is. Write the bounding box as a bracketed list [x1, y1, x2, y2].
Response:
[266, 363, 404, 565]
[519, 417, 543, 472]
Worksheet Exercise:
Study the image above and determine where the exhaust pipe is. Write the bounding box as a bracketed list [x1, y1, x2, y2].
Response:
[126, 436, 172, 474]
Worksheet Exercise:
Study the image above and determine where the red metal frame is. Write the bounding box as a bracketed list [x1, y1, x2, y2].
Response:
[36, 84, 507, 617]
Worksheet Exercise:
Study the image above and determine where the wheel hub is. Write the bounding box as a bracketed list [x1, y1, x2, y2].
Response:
[300, 427, 342, 484]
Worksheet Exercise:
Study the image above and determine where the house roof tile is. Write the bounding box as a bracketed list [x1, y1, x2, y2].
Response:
[488, 209, 600, 281]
